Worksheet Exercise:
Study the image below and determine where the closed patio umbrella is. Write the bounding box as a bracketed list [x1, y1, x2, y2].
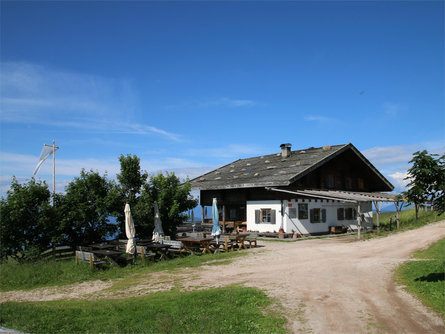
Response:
[125, 203, 136, 254]
[152, 202, 164, 242]
[211, 198, 221, 243]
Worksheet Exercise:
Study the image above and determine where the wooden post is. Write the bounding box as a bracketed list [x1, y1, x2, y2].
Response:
[201, 205, 205, 224]
[224, 236, 228, 252]
[89, 253, 93, 268]
[373, 201, 381, 233]
[395, 201, 402, 229]
[75, 252, 79, 264]
[357, 203, 361, 240]
[222, 204, 226, 234]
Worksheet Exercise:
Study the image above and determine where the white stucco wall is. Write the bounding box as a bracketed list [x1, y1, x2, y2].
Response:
[246, 199, 373, 234]
[246, 200, 282, 233]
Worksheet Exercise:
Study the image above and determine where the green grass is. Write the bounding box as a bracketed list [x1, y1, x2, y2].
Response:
[0, 286, 287, 334]
[0, 251, 246, 292]
[395, 237, 445, 319]
[365, 209, 444, 240]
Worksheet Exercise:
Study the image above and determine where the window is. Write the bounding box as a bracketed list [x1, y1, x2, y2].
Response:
[289, 207, 297, 219]
[337, 208, 344, 220]
[261, 209, 272, 223]
[229, 209, 237, 220]
[298, 204, 308, 219]
[255, 209, 276, 224]
[310, 208, 326, 223]
[313, 208, 321, 222]
[345, 208, 353, 220]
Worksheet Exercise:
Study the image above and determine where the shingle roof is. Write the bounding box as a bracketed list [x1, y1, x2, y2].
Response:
[190, 144, 352, 190]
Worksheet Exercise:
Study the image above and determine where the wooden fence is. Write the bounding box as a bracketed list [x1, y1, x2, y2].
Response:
[40, 246, 75, 260]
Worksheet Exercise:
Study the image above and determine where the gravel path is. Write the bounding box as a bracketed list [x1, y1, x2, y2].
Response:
[2, 221, 445, 333]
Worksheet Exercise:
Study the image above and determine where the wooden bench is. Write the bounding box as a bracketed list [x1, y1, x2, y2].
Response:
[161, 240, 185, 256]
[136, 246, 156, 262]
[213, 236, 235, 252]
[246, 238, 257, 248]
[75, 250, 106, 268]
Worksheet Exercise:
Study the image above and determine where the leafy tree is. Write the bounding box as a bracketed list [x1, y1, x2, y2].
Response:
[0, 178, 55, 262]
[59, 169, 117, 247]
[116, 154, 148, 204]
[111, 154, 148, 235]
[403, 150, 443, 218]
[432, 154, 445, 215]
[134, 172, 198, 237]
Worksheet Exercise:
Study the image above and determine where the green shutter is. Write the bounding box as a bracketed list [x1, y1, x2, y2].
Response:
[255, 210, 260, 224]
[322, 209, 326, 223]
[271, 210, 276, 224]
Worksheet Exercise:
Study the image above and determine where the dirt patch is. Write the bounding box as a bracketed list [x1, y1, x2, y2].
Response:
[1, 221, 445, 333]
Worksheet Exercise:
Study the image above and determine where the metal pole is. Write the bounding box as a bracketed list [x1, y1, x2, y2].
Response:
[52, 140, 56, 206]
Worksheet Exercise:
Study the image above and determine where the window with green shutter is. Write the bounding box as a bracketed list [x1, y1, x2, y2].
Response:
[298, 203, 308, 219]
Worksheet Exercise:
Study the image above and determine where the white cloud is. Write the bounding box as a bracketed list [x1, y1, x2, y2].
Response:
[363, 141, 445, 193]
[382, 102, 407, 117]
[0, 62, 179, 141]
[166, 97, 257, 110]
[304, 115, 343, 124]
[185, 144, 265, 159]
[199, 97, 256, 108]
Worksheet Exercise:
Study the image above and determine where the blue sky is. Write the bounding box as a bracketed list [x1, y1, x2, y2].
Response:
[1, 1, 444, 198]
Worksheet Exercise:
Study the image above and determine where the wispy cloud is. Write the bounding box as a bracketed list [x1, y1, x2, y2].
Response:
[0, 150, 210, 196]
[0, 62, 179, 141]
[305, 115, 339, 123]
[382, 102, 407, 117]
[185, 144, 265, 159]
[166, 97, 257, 110]
[199, 98, 256, 108]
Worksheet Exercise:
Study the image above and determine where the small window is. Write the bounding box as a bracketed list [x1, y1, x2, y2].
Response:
[261, 209, 272, 223]
[255, 209, 276, 224]
[310, 208, 321, 223]
[298, 204, 308, 219]
[289, 207, 297, 219]
[345, 208, 353, 220]
[229, 209, 237, 220]
[337, 208, 344, 220]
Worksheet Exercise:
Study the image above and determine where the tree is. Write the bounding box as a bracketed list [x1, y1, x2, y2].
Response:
[0, 178, 55, 262]
[432, 154, 445, 215]
[111, 154, 148, 236]
[134, 172, 198, 237]
[59, 169, 117, 247]
[403, 150, 443, 218]
[116, 154, 148, 204]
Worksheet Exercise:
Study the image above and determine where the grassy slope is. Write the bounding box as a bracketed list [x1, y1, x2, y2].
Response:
[0, 251, 246, 291]
[0, 286, 287, 334]
[395, 237, 445, 319]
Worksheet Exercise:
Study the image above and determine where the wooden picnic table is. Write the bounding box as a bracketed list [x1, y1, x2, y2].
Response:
[229, 233, 250, 250]
[144, 243, 171, 261]
[91, 249, 125, 266]
[176, 237, 214, 255]
[89, 244, 116, 250]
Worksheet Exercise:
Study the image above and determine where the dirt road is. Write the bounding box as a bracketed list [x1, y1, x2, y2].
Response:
[2, 221, 445, 333]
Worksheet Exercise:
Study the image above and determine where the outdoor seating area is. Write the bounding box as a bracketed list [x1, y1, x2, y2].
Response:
[74, 232, 258, 268]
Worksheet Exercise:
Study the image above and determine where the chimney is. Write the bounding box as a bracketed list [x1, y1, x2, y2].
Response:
[280, 143, 292, 158]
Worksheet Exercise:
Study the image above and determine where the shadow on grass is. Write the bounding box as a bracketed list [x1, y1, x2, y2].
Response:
[415, 272, 444, 282]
